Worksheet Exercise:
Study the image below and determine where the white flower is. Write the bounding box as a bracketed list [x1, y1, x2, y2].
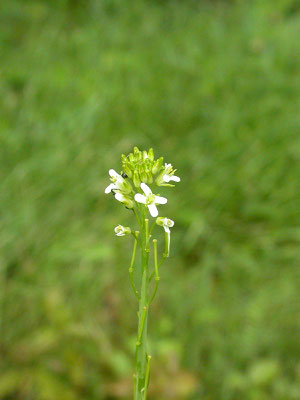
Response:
[156, 217, 174, 256]
[163, 163, 180, 183]
[156, 217, 175, 233]
[134, 183, 167, 217]
[105, 169, 122, 193]
[155, 163, 180, 186]
[115, 192, 134, 209]
[114, 225, 131, 236]
[105, 169, 132, 194]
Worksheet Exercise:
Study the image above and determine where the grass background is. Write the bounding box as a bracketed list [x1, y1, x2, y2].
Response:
[1, 0, 300, 399]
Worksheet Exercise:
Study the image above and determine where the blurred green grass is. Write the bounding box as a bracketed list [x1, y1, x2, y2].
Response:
[0, 0, 300, 399]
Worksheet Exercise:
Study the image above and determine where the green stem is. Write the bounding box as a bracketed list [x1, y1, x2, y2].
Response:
[136, 306, 147, 346]
[131, 230, 142, 248]
[145, 219, 150, 252]
[129, 232, 140, 301]
[135, 219, 150, 400]
[164, 231, 170, 257]
[149, 254, 167, 283]
[133, 206, 142, 227]
[149, 239, 160, 305]
[149, 221, 156, 237]
[143, 355, 152, 400]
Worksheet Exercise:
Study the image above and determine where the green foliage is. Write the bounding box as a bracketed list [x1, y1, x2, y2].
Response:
[0, 0, 299, 399]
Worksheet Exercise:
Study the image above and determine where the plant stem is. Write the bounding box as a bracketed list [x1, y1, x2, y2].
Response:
[143, 355, 152, 400]
[134, 219, 149, 400]
[149, 239, 160, 305]
[129, 232, 140, 301]
[149, 254, 167, 283]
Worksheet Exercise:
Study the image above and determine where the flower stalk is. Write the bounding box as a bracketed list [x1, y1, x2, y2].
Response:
[106, 147, 180, 399]
[129, 232, 140, 301]
[135, 225, 149, 399]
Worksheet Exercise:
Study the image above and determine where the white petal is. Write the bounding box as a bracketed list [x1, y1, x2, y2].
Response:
[169, 175, 180, 182]
[140, 183, 152, 196]
[163, 225, 170, 234]
[168, 219, 175, 227]
[148, 204, 158, 217]
[155, 196, 167, 205]
[163, 174, 170, 182]
[134, 193, 147, 204]
[109, 169, 118, 178]
[105, 183, 116, 194]
[115, 193, 125, 202]
[165, 163, 172, 168]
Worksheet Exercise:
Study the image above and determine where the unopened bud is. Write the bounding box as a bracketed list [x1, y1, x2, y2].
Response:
[146, 170, 153, 184]
[123, 164, 132, 178]
[140, 171, 148, 183]
[133, 170, 141, 188]
[122, 197, 134, 209]
[152, 157, 164, 175]
[148, 148, 154, 161]
[122, 179, 133, 193]
[134, 147, 141, 161]
[129, 153, 135, 162]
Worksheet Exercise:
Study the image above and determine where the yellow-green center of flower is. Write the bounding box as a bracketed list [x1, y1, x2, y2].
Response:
[146, 194, 156, 205]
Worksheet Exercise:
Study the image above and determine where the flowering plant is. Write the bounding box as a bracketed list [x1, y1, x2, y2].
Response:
[105, 147, 180, 399]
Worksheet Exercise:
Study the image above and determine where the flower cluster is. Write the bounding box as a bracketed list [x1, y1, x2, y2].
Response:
[105, 147, 180, 247]
[121, 146, 180, 188]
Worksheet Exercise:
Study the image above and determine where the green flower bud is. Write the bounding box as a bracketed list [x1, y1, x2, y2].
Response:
[122, 178, 133, 193]
[137, 151, 142, 162]
[122, 197, 134, 209]
[133, 170, 141, 188]
[129, 153, 135, 162]
[123, 164, 132, 178]
[146, 170, 153, 184]
[134, 147, 142, 161]
[140, 171, 148, 183]
[155, 170, 165, 186]
[152, 157, 164, 175]
[148, 148, 154, 161]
